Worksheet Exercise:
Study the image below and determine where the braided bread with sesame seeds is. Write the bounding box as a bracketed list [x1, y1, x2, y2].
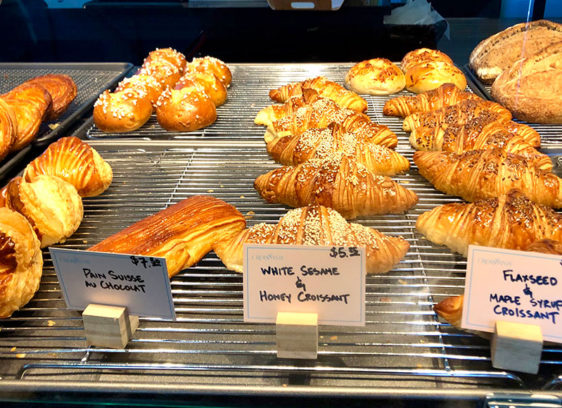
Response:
[213, 205, 409, 275]
[184, 57, 232, 88]
[93, 88, 153, 133]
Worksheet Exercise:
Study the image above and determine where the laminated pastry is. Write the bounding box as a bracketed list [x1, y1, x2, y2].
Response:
[213, 205, 410, 275]
[93, 88, 153, 133]
[416, 189, 562, 257]
[526, 239, 562, 255]
[401, 48, 454, 72]
[2, 175, 83, 248]
[267, 123, 410, 176]
[269, 76, 368, 113]
[0, 99, 16, 162]
[254, 153, 418, 219]
[254, 94, 309, 126]
[176, 71, 228, 107]
[469, 19, 562, 84]
[89, 196, 246, 278]
[404, 61, 467, 94]
[23, 136, 113, 197]
[345, 58, 405, 95]
[24, 74, 77, 120]
[383, 83, 481, 118]
[184, 56, 232, 87]
[490, 40, 562, 124]
[0, 207, 43, 318]
[414, 149, 562, 208]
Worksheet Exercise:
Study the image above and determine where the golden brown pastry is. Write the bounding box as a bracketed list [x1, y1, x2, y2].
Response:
[414, 149, 562, 208]
[383, 83, 481, 117]
[469, 20, 562, 84]
[89, 196, 246, 278]
[345, 58, 405, 95]
[254, 154, 418, 219]
[433, 295, 464, 330]
[401, 48, 454, 72]
[24, 74, 77, 120]
[254, 95, 308, 126]
[269, 76, 368, 113]
[2, 175, 83, 248]
[0, 99, 16, 161]
[267, 123, 410, 176]
[405, 61, 467, 94]
[213, 205, 410, 275]
[93, 88, 153, 133]
[23, 136, 113, 197]
[138, 58, 183, 89]
[115, 74, 164, 106]
[0, 207, 42, 318]
[143, 47, 187, 73]
[1, 83, 52, 151]
[185, 56, 232, 87]
[526, 239, 562, 255]
[177, 71, 228, 107]
[155, 79, 217, 131]
[491, 41, 562, 124]
[416, 189, 562, 257]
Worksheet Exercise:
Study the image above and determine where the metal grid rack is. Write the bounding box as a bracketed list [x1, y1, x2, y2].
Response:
[1, 64, 561, 398]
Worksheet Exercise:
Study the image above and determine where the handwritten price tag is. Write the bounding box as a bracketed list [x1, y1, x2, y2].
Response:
[243, 244, 366, 326]
[462, 245, 562, 343]
[50, 248, 175, 320]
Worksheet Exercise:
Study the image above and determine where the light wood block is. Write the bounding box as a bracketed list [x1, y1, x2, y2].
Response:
[82, 304, 139, 349]
[491, 320, 543, 374]
[276, 312, 318, 359]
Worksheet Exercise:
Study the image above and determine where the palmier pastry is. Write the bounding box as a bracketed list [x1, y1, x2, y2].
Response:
[115, 74, 163, 106]
[177, 71, 228, 107]
[405, 61, 467, 94]
[0, 99, 16, 161]
[0, 207, 43, 318]
[89, 196, 246, 278]
[401, 48, 454, 71]
[24, 74, 77, 120]
[345, 58, 405, 95]
[155, 79, 217, 132]
[2, 175, 83, 248]
[24, 136, 113, 197]
[93, 88, 153, 133]
[213, 205, 410, 275]
[143, 48, 187, 73]
[1, 83, 52, 151]
[185, 56, 232, 87]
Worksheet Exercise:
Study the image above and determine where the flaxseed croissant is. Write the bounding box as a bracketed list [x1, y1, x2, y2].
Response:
[213, 205, 410, 275]
[254, 153, 418, 219]
[414, 149, 562, 208]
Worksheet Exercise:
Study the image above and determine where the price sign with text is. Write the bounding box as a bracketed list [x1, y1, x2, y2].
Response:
[243, 244, 366, 326]
[462, 245, 562, 343]
[50, 248, 175, 320]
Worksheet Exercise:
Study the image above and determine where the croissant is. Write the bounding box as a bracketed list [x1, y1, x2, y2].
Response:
[416, 190, 562, 257]
[526, 239, 562, 255]
[0, 99, 16, 161]
[414, 149, 562, 208]
[93, 88, 153, 133]
[24, 74, 77, 120]
[254, 154, 418, 219]
[213, 205, 410, 275]
[184, 56, 232, 87]
[383, 83, 481, 117]
[267, 123, 410, 176]
[254, 95, 309, 126]
[23, 136, 113, 197]
[269, 76, 368, 113]
[0, 207, 43, 318]
[89, 196, 246, 278]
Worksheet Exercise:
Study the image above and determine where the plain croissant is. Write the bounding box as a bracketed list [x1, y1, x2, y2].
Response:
[414, 149, 562, 208]
[213, 205, 410, 275]
[383, 83, 481, 117]
[254, 154, 418, 219]
[269, 76, 368, 113]
[267, 123, 410, 176]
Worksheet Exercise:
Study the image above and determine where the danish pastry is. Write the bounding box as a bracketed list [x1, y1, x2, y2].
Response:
[345, 58, 405, 95]
[93, 88, 153, 133]
[24, 74, 77, 120]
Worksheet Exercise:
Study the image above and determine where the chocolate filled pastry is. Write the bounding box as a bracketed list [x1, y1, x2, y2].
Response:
[0, 207, 43, 318]
[24, 136, 113, 197]
[177, 71, 228, 107]
[185, 56, 232, 87]
[2, 175, 83, 248]
[24, 74, 77, 120]
[0, 99, 16, 162]
[89, 196, 246, 278]
[93, 88, 153, 133]
[115, 74, 164, 106]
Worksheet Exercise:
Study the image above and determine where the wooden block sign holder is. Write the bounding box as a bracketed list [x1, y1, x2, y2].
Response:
[491, 320, 543, 374]
[276, 312, 318, 359]
[82, 304, 139, 349]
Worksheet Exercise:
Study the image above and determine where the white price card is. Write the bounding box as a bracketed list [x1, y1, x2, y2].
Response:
[243, 244, 366, 326]
[50, 248, 175, 320]
[462, 245, 562, 343]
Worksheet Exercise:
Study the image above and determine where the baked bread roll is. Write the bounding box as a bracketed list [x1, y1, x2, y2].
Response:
[2, 175, 83, 248]
[115, 74, 164, 106]
[185, 56, 232, 87]
[269, 76, 368, 113]
[401, 48, 454, 72]
[1, 83, 52, 151]
[254, 153, 417, 219]
[23, 136, 113, 197]
[0, 207, 42, 318]
[404, 61, 467, 94]
[89, 195, 246, 278]
[267, 123, 409, 176]
[177, 71, 228, 107]
[93, 88, 153, 133]
[345, 58, 405, 95]
[0, 99, 16, 162]
[469, 20, 562, 84]
[416, 189, 562, 257]
[213, 205, 410, 275]
[383, 83, 481, 117]
[414, 149, 562, 208]
[24, 74, 77, 120]
[491, 41, 562, 124]
[138, 58, 183, 89]
[155, 79, 217, 131]
[143, 48, 187, 73]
